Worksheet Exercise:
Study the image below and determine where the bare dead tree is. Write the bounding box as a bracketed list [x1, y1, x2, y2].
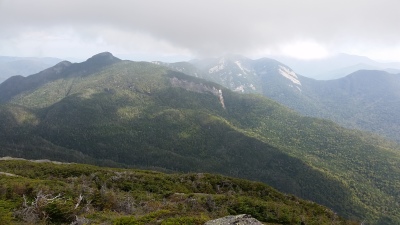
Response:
[75, 194, 84, 209]
[14, 190, 62, 223]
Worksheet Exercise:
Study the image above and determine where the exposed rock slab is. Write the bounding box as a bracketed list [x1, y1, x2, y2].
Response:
[204, 214, 263, 225]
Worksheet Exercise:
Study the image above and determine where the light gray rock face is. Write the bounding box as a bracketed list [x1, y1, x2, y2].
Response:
[204, 214, 263, 225]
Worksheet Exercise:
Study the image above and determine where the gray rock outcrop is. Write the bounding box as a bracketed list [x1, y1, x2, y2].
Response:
[204, 214, 263, 225]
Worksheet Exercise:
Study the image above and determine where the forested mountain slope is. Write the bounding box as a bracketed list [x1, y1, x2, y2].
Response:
[0, 56, 62, 84]
[164, 56, 400, 143]
[1, 52, 400, 224]
[300, 70, 400, 141]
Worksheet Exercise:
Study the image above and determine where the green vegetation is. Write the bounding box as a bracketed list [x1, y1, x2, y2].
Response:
[180, 57, 400, 143]
[0, 54, 399, 224]
[0, 159, 357, 224]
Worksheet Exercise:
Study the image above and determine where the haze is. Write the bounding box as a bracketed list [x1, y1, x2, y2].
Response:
[1, 0, 400, 62]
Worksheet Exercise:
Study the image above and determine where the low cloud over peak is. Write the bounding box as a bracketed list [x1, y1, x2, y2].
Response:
[1, 0, 400, 61]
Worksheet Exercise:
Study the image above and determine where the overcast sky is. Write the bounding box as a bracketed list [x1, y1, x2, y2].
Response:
[1, 0, 400, 62]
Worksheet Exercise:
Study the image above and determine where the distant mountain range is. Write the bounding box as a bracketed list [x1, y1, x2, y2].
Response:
[0, 56, 63, 83]
[1, 52, 400, 224]
[272, 53, 400, 80]
[2, 53, 399, 83]
[161, 55, 400, 143]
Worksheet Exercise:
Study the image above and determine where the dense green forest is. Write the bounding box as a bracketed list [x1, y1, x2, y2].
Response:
[0, 53, 399, 224]
[166, 57, 400, 143]
[0, 159, 358, 225]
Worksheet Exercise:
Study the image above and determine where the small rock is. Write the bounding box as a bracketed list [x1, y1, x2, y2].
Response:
[204, 214, 263, 225]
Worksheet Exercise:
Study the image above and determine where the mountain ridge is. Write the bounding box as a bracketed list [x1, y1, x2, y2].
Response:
[164, 56, 400, 143]
[272, 53, 400, 80]
[0, 52, 120, 104]
[1, 53, 400, 224]
[0, 56, 63, 84]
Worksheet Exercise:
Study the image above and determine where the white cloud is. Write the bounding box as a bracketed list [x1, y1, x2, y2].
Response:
[0, 0, 400, 61]
[349, 45, 400, 62]
[278, 41, 330, 60]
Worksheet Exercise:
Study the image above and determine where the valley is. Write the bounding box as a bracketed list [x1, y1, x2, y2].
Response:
[1, 52, 400, 224]
[163, 55, 400, 143]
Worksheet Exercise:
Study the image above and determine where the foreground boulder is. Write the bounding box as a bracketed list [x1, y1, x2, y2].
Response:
[204, 214, 263, 225]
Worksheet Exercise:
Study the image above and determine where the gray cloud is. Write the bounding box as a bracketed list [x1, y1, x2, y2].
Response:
[1, 0, 400, 59]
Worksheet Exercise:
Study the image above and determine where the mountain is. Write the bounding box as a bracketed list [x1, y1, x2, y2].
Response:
[1, 52, 400, 224]
[167, 56, 400, 143]
[164, 54, 304, 97]
[272, 53, 400, 80]
[0, 56, 63, 84]
[0, 158, 357, 225]
[300, 70, 400, 142]
[0, 52, 120, 104]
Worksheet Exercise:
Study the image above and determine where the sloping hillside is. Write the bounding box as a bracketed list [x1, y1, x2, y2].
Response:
[0, 159, 358, 224]
[1, 53, 400, 224]
[0, 56, 62, 84]
[166, 56, 400, 143]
